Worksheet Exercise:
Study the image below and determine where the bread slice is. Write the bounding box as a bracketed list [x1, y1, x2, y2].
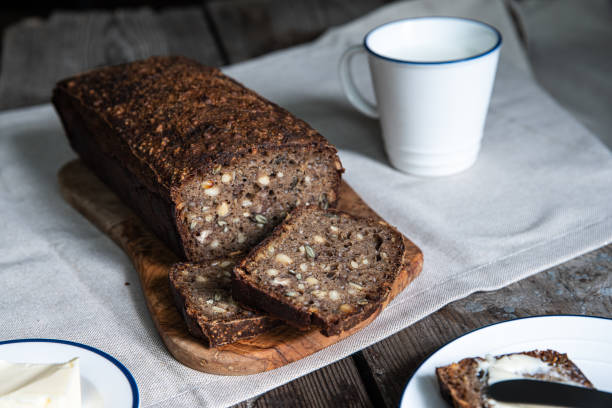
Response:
[170, 260, 280, 347]
[232, 207, 417, 336]
[436, 349, 594, 408]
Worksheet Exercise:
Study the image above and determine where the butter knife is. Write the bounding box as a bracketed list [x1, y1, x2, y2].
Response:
[487, 379, 612, 408]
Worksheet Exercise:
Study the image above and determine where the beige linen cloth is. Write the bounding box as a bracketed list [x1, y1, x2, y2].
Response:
[0, 0, 611, 406]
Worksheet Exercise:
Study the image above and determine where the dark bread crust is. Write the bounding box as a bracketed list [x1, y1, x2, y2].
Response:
[232, 207, 418, 336]
[53, 56, 339, 196]
[52, 56, 343, 260]
[436, 349, 594, 408]
[169, 263, 280, 347]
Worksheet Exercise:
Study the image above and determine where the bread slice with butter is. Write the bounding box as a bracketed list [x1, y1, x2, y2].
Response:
[0, 358, 81, 408]
[436, 350, 593, 408]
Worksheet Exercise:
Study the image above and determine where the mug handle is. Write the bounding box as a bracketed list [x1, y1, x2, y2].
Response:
[338, 45, 379, 119]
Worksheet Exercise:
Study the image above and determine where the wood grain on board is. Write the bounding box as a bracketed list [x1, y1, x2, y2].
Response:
[58, 159, 423, 375]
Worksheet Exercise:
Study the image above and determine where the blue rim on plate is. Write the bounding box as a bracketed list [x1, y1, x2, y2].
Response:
[400, 314, 612, 406]
[0, 338, 139, 408]
[363, 16, 503, 65]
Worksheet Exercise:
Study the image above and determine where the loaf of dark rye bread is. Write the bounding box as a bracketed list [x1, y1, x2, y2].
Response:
[436, 349, 594, 408]
[170, 260, 280, 347]
[52, 56, 343, 261]
[232, 207, 417, 336]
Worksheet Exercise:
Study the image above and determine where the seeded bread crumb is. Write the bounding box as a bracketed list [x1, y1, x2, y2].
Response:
[232, 206, 416, 336]
[170, 260, 280, 347]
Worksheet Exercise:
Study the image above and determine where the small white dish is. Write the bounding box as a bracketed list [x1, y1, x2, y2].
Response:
[400, 315, 612, 407]
[0, 338, 139, 408]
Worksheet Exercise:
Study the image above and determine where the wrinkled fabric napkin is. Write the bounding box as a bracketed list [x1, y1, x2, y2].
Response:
[0, 0, 611, 407]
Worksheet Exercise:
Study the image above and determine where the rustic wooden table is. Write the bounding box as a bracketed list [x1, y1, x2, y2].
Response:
[1, 2, 610, 407]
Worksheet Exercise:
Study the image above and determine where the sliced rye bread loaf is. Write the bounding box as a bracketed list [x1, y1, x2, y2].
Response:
[170, 260, 280, 347]
[436, 349, 594, 408]
[53, 56, 343, 262]
[232, 207, 418, 336]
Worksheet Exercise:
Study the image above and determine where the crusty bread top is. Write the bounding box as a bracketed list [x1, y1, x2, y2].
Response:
[53, 56, 336, 195]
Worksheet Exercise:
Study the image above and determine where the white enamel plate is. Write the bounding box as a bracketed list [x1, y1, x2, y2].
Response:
[401, 315, 612, 407]
[0, 338, 139, 408]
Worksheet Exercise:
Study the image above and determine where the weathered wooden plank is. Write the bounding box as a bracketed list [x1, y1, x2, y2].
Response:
[359, 243, 612, 407]
[233, 357, 375, 408]
[206, 0, 389, 63]
[0, 7, 221, 110]
[0, 12, 109, 110]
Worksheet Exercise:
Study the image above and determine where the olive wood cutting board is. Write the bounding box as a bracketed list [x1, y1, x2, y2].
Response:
[58, 159, 423, 375]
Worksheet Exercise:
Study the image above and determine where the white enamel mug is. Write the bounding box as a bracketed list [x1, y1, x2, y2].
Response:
[339, 17, 502, 176]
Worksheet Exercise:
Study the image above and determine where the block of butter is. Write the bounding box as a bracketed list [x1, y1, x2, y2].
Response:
[0, 358, 81, 408]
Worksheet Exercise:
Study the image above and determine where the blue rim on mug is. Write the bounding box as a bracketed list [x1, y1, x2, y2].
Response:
[363, 16, 503, 65]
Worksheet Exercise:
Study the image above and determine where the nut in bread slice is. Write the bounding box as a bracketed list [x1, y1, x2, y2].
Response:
[170, 260, 280, 347]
